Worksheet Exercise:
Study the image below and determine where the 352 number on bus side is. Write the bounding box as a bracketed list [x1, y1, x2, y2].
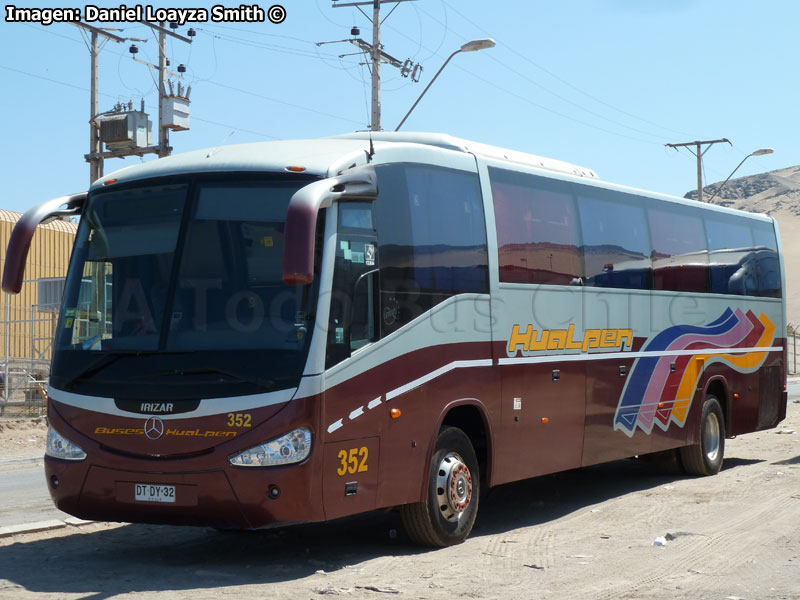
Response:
[336, 447, 368, 476]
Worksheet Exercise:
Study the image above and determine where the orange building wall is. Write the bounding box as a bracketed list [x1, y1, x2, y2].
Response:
[0, 211, 77, 363]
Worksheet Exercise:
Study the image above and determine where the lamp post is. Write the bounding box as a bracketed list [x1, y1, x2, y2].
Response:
[706, 148, 774, 203]
[395, 38, 496, 131]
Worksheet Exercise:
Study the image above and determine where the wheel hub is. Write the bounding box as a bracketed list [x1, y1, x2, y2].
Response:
[436, 453, 473, 521]
[704, 411, 721, 462]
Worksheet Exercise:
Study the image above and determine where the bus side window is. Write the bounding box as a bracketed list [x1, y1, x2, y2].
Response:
[326, 203, 379, 368]
[705, 213, 754, 295]
[375, 163, 488, 336]
[648, 203, 709, 293]
[750, 220, 782, 298]
[576, 187, 651, 290]
[489, 167, 581, 286]
[350, 269, 379, 352]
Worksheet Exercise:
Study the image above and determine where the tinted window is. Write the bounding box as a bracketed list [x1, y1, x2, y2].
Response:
[405, 166, 487, 292]
[375, 163, 488, 334]
[577, 187, 650, 289]
[648, 203, 708, 292]
[705, 212, 754, 295]
[327, 202, 378, 368]
[490, 168, 581, 285]
[751, 220, 781, 297]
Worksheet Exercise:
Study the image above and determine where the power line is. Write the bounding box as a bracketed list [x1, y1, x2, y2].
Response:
[204, 80, 365, 126]
[0, 64, 278, 142]
[199, 28, 342, 60]
[381, 23, 661, 144]
[192, 116, 281, 140]
[436, 0, 702, 140]
[200, 22, 321, 45]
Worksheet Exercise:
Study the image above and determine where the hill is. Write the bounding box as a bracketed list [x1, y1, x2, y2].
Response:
[684, 166, 799, 330]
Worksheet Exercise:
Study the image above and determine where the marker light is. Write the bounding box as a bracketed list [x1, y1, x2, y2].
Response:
[286, 166, 306, 172]
[390, 408, 402, 419]
[229, 427, 312, 467]
[103, 179, 117, 186]
[46, 426, 87, 461]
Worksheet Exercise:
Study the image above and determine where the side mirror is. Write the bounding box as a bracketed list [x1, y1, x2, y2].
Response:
[282, 165, 377, 285]
[2, 192, 85, 294]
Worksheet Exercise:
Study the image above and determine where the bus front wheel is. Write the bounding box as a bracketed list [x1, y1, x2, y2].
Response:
[400, 426, 480, 547]
[680, 395, 725, 476]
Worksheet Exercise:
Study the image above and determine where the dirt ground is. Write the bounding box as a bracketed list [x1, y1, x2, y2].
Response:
[0, 418, 47, 459]
[0, 402, 798, 600]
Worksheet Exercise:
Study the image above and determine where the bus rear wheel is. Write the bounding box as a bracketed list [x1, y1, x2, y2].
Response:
[680, 395, 725, 476]
[400, 426, 480, 547]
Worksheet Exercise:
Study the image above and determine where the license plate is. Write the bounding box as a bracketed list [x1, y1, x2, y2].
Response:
[134, 484, 176, 503]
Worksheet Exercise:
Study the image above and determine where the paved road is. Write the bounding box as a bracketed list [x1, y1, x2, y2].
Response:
[1, 381, 799, 530]
[0, 459, 70, 528]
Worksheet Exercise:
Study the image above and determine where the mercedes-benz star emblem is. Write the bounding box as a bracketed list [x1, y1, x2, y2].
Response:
[144, 416, 165, 440]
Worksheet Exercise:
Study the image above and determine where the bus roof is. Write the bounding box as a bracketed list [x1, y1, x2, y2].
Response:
[92, 132, 599, 190]
[329, 131, 600, 179]
[89, 131, 772, 224]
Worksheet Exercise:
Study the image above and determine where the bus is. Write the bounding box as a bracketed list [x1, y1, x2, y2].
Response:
[3, 132, 787, 547]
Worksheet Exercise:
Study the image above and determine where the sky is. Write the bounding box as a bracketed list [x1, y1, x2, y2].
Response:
[0, 0, 796, 214]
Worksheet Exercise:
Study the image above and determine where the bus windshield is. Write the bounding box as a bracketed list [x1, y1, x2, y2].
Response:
[51, 175, 320, 399]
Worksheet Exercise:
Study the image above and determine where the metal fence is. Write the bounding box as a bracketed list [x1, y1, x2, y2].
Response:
[0, 359, 49, 416]
[1, 306, 56, 417]
[789, 333, 798, 375]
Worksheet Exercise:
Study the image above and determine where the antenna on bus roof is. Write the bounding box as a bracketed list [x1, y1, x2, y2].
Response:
[365, 131, 375, 163]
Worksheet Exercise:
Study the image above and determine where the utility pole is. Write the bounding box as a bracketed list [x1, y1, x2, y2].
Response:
[73, 20, 191, 184]
[665, 138, 731, 202]
[370, 1, 380, 132]
[137, 20, 192, 157]
[72, 22, 126, 184]
[331, 0, 418, 131]
[158, 23, 169, 157]
[90, 30, 100, 182]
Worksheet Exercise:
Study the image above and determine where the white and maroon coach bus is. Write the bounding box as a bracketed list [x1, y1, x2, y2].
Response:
[2, 132, 787, 546]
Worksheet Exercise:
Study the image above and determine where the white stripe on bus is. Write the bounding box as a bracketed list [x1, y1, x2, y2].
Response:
[325, 346, 783, 436]
[385, 359, 494, 401]
[497, 346, 783, 366]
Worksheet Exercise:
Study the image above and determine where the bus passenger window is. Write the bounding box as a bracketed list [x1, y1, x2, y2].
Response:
[705, 213, 754, 295]
[649, 203, 708, 293]
[577, 188, 650, 290]
[489, 168, 581, 286]
[375, 163, 488, 336]
[750, 220, 781, 298]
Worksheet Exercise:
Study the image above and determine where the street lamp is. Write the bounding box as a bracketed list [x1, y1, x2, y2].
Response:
[706, 148, 774, 203]
[395, 38, 496, 131]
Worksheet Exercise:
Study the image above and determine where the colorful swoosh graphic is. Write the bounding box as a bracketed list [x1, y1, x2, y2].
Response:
[614, 308, 775, 437]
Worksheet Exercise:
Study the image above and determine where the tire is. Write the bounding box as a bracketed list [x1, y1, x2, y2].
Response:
[679, 395, 725, 476]
[400, 427, 480, 547]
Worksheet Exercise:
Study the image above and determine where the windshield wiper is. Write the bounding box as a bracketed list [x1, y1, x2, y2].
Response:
[60, 352, 134, 390]
[132, 367, 275, 389]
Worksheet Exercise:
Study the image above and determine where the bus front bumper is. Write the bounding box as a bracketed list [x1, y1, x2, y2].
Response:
[45, 456, 324, 529]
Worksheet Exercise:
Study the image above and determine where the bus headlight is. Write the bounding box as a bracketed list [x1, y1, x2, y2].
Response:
[46, 426, 87, 461]
[228, 427, 312, 467]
